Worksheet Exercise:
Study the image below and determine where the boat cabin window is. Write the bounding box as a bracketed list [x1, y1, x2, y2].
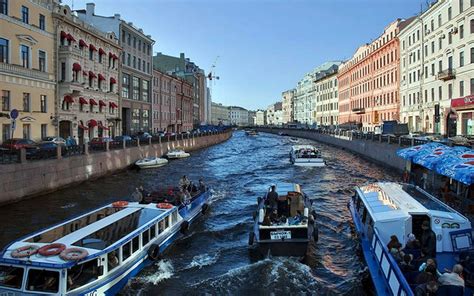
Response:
[402, 184, 454, 213]
[122, 241, 131, 261]
[26, 269, 59, 293]
[0, 265, 24, 290]
[107, 249, 119, 272]
[132, 236, 140, 253]
[159, 220, 165, 233]
[150, 224, 156, 239]
[165, 216, 170, 229]
[172, 210, 178, 223]
[66, 259, 102, 291]
[142, 228, 150, 246]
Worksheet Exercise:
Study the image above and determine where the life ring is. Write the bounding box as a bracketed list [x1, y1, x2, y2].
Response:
[11, 245, 39, 258]
[59, 248, 89, 261]
[38, 243, 66, 257]
[180, 220, 189, 234]
[157, 203, 173, 209]
[112, 201, 129, 208]
[147, 244, 160, 261]
[201, 204, 209, 214]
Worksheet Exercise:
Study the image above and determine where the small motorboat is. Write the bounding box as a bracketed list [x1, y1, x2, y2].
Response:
[289, 145, 325, 167]
[278, 132, 289, 136]
[166, 148, 190, 159]
[249, 183, 317, 256]
[245, 129, 258, 136]
[135, 156, 168, 169]
[289, 137, 299, 143]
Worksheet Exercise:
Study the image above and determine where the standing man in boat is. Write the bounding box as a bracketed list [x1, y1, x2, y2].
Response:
[179, 175, 191, 191]
[266, 185, 278, 212]
[421, 221, 437, 258]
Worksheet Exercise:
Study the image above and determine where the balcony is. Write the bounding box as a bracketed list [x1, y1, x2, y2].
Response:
[0, 62, 53, 81]
[58, 45, 83, 57]
[58, 80, 85, 93]
[352, 107, 365, 114]
[437, 69, 456, 81]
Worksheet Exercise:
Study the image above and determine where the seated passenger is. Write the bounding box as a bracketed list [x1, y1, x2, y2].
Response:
[41, 276, 57, 292]
[438, 264, 465, 288]
[418, 258, 442, 277]
[387, 235, 401, 250]
[131, 188, 143, 203]
[399, 254, 416, 273]
[389, 242, 404, 263]
[414, 280, 438, 296]
[108, 252, 119, 270]
[414, 265, 437, 285]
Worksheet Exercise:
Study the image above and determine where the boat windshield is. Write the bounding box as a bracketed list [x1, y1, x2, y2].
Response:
[402, 184, 454, 213]
[26, 207, 124, 243]
[72, 208, 164, 250]
[297, 149, 319, 159]
[0, 265, 24, 290]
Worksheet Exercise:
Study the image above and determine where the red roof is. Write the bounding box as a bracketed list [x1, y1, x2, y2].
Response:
[89, 99, 98, 106]
[79, 97, 88, 105]
[63, 95, 74, 103]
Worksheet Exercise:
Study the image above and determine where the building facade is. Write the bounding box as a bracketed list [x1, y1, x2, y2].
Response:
[76, 3, 154, 135]
[210, 102, 229, 125]
[294, 71, 315, 125]
[313, 62, 341, 127]
[248, 110, 256, 126]
[229, 106, 248, 126]
[266, 102, 283, 125]
[152, 68, 193, 133]
[0, 0, 56, 143]
[255, 110, 266, 126]
[54, 4, 121, 144]
[399, 0, 474, 136]
[281, 88, 295, 124]
[338, 19, 413, 131]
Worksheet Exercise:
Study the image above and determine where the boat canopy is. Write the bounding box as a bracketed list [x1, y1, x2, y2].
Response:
[397, 143, 474, 185]
[270, 183, 302, 196]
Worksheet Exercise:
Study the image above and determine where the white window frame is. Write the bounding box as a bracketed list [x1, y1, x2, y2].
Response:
[19, 43, 31, 69]
[37, 49, 47, 72]
[0, 36, 10, 64]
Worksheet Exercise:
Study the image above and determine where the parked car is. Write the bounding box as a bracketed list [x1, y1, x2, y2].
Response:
[89, 137, 113, 150]
[132, 132, 152, 142]
[164, 132, 176, 137]
[29, 142, 66, 159]
[113, 135, 132, 142]
[42, 136, 66, 146]
[1, 138, 38, 150]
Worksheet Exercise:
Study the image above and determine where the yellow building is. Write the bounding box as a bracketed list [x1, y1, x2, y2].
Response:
[0, 0, 56, 143]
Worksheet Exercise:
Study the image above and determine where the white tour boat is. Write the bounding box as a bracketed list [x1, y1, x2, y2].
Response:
[289, 145, 325, 167]
[349, 182, 472, 296]
[166, 148, 190, 159]
[135, 157, 168, 169]
[245, 130, 258, 136]
[0, 188, 211, 295]
[289, 137, 299, 143]
[249, 183, 318, 256]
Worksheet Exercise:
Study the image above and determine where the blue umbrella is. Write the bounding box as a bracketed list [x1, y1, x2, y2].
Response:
[435, 150, 474, 185]
[396, 142, 443, 161]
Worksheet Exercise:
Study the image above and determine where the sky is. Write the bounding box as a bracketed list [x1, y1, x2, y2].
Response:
[67, 0, 424, 110]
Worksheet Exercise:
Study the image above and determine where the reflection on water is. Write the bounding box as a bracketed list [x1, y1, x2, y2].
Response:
[0, 131, 400, 295]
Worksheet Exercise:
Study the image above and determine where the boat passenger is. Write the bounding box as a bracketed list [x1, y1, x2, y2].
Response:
[387, 235, 401, 250]
[414, 280, 438, 296]
[420, 221, 437, 258]
[131, 188, 143, 203]
[108, 251, 119, 270]
[415, 264, 438, 285]
[438, 264, 465, 288]
[418, 258, 442, 277]
[399, 254, 416, 273]
[199, 179, 206, 192]
[389, 242, 405, 263]
[277, 194, 289, 217]
[179, 175, 191, 191]
[266, 186, 279, 211]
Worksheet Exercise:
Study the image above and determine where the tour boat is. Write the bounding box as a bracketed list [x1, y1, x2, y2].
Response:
[289, 145, 325, 167]
[348, 182, 472, 296]
[248, 183, 318, 256]
[245, 130, 258, 136]
[135, 157, 168, 169]
[0, 189, 211, 295]
[289, 137, 299, 143]
[166, 148, 190, 159]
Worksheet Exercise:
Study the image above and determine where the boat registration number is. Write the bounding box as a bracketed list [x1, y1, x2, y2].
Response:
[270, 230, 291, 240]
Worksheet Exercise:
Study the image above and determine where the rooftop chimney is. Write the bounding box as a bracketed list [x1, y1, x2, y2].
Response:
[86, 3, 95, 15]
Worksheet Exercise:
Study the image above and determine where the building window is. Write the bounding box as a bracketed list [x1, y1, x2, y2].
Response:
[133, 56, 136, 68]
[121, 30, 125, 40]
[142, 109, 149, 130]
[438, 14, 442, 27]
[471, 78, 474, 95]
[439, 86, 442, 100]
[1, 90, 9, 111]
[99, 53, 102, 64]
[471, 47, 474, 63]
[138, 58, 141, 70]
[438, 37, 442, 50]
[41, 124, 47, 139]
[20, 45, 29, 68]
[0, 0, 7, 15]
[40, 95, 47, 113]
[23, 93, 30, 112]
[460, 81, 464, 97]
[448, 83, 453, 99]
[132, 108, 140, 132]
[2, 124, 10, 142]
[133, 37, 136, 48]
[471, 19, 474, 34]
[460, 25, 464, 39]
[127, 33, 131, 46]
[60, 62, 65, 81]
[133, 77, 140, 100]
[38, 50, 46, 72]
[460, 0, 464, 12]
[142, 80, 149, 102]
[460, 51, 465, 67]
[127, 54, 131, 66]
[89, 48, 94, 61]
[448, 32, 452, 44]
[0, 38, 8, 63]
[21, 6, 28, 24]
[448, 7, 452, 20]
[23, 124, 30, 139]
[39, 14, 45, 30]
[142, 60, 145, 72]
[122, 74, 130, 99]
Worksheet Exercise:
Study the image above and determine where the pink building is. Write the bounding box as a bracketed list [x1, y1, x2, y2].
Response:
[338, 18, 414, 131]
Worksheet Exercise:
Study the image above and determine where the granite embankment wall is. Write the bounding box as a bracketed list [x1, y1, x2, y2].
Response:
[258, 128, 406, 171]
[0, 131, 232, 205]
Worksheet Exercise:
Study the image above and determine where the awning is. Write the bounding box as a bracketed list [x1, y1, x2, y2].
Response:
[451, 95, 474, 109]
[413, 145, 468, 170]
[112, 54, 118, 60]
[89, 71, 97, 78]
[435, 151, 474, 185]
[109, 102, 118, 108]
[98, 74, 106, 81]
[88, 119, 98, 128]
[89, 99, 98, 106]
[79, 97, 88, 105]
[78, 123, 89, 130]
[396, 142, 443, 161]
[79, 39, 88, 48]
[89, 44, 97, 51]
[66, 33, 76, 42]
[99, 48, 106, 55]
[60, 31, 67, 39]
[99, 100, 106, 107]
[110, 77, 117, 84]
[98, 121, 110, 130]
[72, 63, 81, 71]
[64, 95, 74, 103]
[82, 70, 88, 76]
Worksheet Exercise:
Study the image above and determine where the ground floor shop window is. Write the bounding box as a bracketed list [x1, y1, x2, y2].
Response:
[2, 124, 10, 142]
[462, 112, 473, 135]
[22, 124, 30, 139]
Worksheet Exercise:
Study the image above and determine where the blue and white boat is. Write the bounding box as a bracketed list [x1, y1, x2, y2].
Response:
[0, 189, 210, 295]
[349, 182, 473, 296]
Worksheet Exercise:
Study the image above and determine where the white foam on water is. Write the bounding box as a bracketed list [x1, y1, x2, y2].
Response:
[185, 251, 220, 270]
[60, 202, 77, 209]
[136, 259, 174, 285]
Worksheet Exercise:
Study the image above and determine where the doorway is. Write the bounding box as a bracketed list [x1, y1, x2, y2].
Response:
[59, 120, 71, 139]
[447, 111, 457, 137]
[411, 214, 430, 241]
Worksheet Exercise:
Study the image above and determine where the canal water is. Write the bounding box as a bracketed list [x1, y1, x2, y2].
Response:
[0, 131, 401, 295]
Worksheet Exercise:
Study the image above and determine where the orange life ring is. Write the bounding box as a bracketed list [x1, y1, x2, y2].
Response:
[157, 203, 173, 209]
[38, 243, 66, 257]
[11, 245, 39, 258]
[59, 247, 89, 261]
[112, 201, 129, 207]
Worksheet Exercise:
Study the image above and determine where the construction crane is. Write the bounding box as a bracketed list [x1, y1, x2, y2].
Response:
[207, 56, 220, 81]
